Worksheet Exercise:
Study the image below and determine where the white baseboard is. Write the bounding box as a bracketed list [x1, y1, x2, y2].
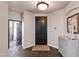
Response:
[22, 43, 35, 49]
[48, 44, 58, 49]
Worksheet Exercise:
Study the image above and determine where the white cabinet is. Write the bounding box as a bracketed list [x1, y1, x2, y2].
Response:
[58, 36, 79, 57]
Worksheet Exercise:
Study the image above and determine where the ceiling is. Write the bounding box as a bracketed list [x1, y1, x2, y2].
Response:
[8, 1, 70, 14]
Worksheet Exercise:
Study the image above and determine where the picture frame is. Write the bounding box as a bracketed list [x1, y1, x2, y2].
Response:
[67, 13, 79, 34]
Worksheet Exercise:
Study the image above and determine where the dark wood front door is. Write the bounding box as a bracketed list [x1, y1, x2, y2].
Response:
[35, 16, 47, 45]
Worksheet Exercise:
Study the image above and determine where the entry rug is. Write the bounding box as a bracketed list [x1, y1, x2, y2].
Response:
[32, 45, 50, 51]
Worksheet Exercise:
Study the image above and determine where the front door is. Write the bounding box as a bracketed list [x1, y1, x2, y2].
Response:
[35, 16, 47, 45]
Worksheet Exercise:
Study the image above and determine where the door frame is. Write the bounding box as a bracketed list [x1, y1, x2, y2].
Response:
[8, 19, 22, 49]
[35, 16, 47, 45]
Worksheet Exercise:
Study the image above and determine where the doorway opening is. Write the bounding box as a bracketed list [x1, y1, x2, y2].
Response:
[8, 20, 22, 49]
[35, 16, 47, 45]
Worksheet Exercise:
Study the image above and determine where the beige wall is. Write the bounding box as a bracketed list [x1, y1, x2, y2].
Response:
[22, 11, 35, 48]
[65, 1, 79, 17]
[8, 11, 21, 20]
[48, 9, 65, 48]
[0, 2, 8, 56]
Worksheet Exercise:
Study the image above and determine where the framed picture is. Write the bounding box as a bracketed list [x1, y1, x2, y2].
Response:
[67, 13, 79, 34]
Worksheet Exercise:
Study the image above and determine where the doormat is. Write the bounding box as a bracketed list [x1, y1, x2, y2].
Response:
[32, 45, 50, 51]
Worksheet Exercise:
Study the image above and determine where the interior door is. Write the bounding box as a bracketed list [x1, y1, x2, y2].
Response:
[35, 16, 47, 45]
[16, 21, 22, 45]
